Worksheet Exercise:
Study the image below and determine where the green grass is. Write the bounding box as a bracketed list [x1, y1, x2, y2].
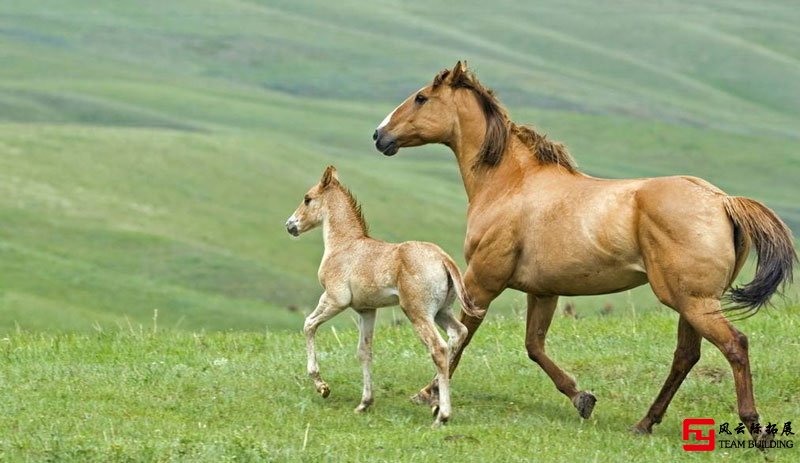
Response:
[1, 307, 798, 461]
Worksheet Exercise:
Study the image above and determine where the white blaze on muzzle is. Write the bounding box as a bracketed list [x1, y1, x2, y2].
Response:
[376, 86, 426, 131]
[377, 102, 401, 130]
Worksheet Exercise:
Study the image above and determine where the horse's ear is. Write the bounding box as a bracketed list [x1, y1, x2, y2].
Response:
[451, 60, 468, 86]
[433, 68, 450, 88]
[320, 165, 338, 189]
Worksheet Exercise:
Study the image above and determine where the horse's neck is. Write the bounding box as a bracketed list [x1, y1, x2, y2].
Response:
[321, 193, 366, 250]
[452, 131, 530, 202]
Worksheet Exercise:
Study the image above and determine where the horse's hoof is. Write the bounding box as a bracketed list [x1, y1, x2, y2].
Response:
[318, 383, 331, 398]
[431, 405, 440, 418]
[573, 391, 597, 419]
[631, 424, 652, 435]
[754, 428, 773, 452]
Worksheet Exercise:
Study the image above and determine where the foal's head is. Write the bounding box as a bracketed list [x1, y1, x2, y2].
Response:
[373, 61, 508, 165]
[285, 165, 340, 237]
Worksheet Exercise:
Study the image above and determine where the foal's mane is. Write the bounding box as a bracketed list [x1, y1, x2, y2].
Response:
[433, 68, 578, 173]
[335, 183, 370, 236]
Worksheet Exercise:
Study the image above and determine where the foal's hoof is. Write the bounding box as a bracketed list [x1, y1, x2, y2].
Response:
[317, 383, 331, 398]
[411, 388, 437, 406]
[432, 405, 440, 418]
[354, 403, 370, 414]
[431, 415, 449, 429]
[572, 391, 597, 419]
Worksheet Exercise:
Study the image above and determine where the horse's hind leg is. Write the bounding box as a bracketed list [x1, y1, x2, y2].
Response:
[304, 292, 347, 398]
[355, 309, 377, 413]
[525, 294, 596, 419]
[634, 315, 701, 433]
[681, 299, 764, 442]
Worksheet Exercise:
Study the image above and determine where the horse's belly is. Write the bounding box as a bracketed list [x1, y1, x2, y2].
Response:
[512, 259, 648, 296]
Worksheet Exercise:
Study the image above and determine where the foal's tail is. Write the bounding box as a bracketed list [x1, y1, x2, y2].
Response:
[723, 196, 797, 316]
[440, 254, 485, 319]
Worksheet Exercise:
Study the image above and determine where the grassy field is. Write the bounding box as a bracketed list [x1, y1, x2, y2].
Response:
[1, 307, 798, 461]
[0, 2, 799, 460]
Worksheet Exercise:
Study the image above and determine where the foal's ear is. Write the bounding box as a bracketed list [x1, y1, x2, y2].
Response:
[450, 60, 469, 86]
[320, 165, 339, 189]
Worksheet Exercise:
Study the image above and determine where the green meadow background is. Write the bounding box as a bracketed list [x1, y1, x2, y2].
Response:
[1, 0, 798, 333]
[0, 1, 799, 461]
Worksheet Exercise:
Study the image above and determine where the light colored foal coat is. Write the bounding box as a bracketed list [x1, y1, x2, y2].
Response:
[286, 165, 482, 426]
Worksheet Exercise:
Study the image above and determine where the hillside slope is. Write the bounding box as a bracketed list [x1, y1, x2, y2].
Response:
[0, 0, 798, 332]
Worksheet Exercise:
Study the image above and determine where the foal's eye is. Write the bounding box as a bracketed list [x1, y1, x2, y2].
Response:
[304, 196, 311, 205]
[414, 93, 428, 105]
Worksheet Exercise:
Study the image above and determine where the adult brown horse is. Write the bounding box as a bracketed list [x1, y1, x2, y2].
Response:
[372, 61, 796, 439]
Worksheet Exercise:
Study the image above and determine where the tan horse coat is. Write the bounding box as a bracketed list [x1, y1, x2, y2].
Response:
[373, 62, 795, 440]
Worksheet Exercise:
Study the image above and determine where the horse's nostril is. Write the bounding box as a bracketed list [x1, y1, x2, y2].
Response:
[373, 130, 379, 141]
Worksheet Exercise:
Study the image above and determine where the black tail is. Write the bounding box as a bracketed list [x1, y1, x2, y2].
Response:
[723, 196, 797, 317]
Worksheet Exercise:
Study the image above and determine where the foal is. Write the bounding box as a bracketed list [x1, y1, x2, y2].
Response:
[285, 166, 482, 426]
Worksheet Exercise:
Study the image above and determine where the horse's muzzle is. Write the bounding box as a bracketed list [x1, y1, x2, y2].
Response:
[373, 129, 399, 156]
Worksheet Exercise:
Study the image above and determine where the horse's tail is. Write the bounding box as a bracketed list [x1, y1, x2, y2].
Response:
[440, 254, 485, 319]
[723, 196, 796, 315]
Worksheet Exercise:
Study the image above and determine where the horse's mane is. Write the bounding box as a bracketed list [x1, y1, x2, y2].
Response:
[512, 124, 578, 172]
[336, 183, 369, 236]
[433, 68, 578, 173]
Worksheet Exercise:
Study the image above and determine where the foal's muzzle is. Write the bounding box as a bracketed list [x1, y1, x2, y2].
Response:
[373, 128, 399, 156]
[285, 217, 300, 237]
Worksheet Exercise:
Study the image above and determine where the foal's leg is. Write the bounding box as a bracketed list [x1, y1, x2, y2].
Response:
[413, 264, 506, 405]
[434, 307, 468, 370]
[355, 309, 377, 413]
[634, 315, 701, 433]
[525, 294, 596, 419]
[403, 303, 452, 427]
[304, 292, 347, 398]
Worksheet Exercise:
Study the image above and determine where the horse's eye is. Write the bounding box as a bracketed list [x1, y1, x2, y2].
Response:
[304, 196, 311, 205]
[414, 93, 428, 105]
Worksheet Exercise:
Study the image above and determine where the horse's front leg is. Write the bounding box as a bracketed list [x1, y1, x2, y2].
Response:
[304, 292, 346, 398]
[412, 241, 514, 406]
[525, 294, 596, 419]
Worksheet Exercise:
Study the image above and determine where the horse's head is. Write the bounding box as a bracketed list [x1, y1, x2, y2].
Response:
[286, 165, 339, 236]
[373, 61, 474, 156]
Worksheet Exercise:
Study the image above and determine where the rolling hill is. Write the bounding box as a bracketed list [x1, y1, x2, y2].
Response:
[0, 0, 798, 333]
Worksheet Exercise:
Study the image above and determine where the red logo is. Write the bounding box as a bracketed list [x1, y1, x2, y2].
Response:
[683, 418, 716, 451]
